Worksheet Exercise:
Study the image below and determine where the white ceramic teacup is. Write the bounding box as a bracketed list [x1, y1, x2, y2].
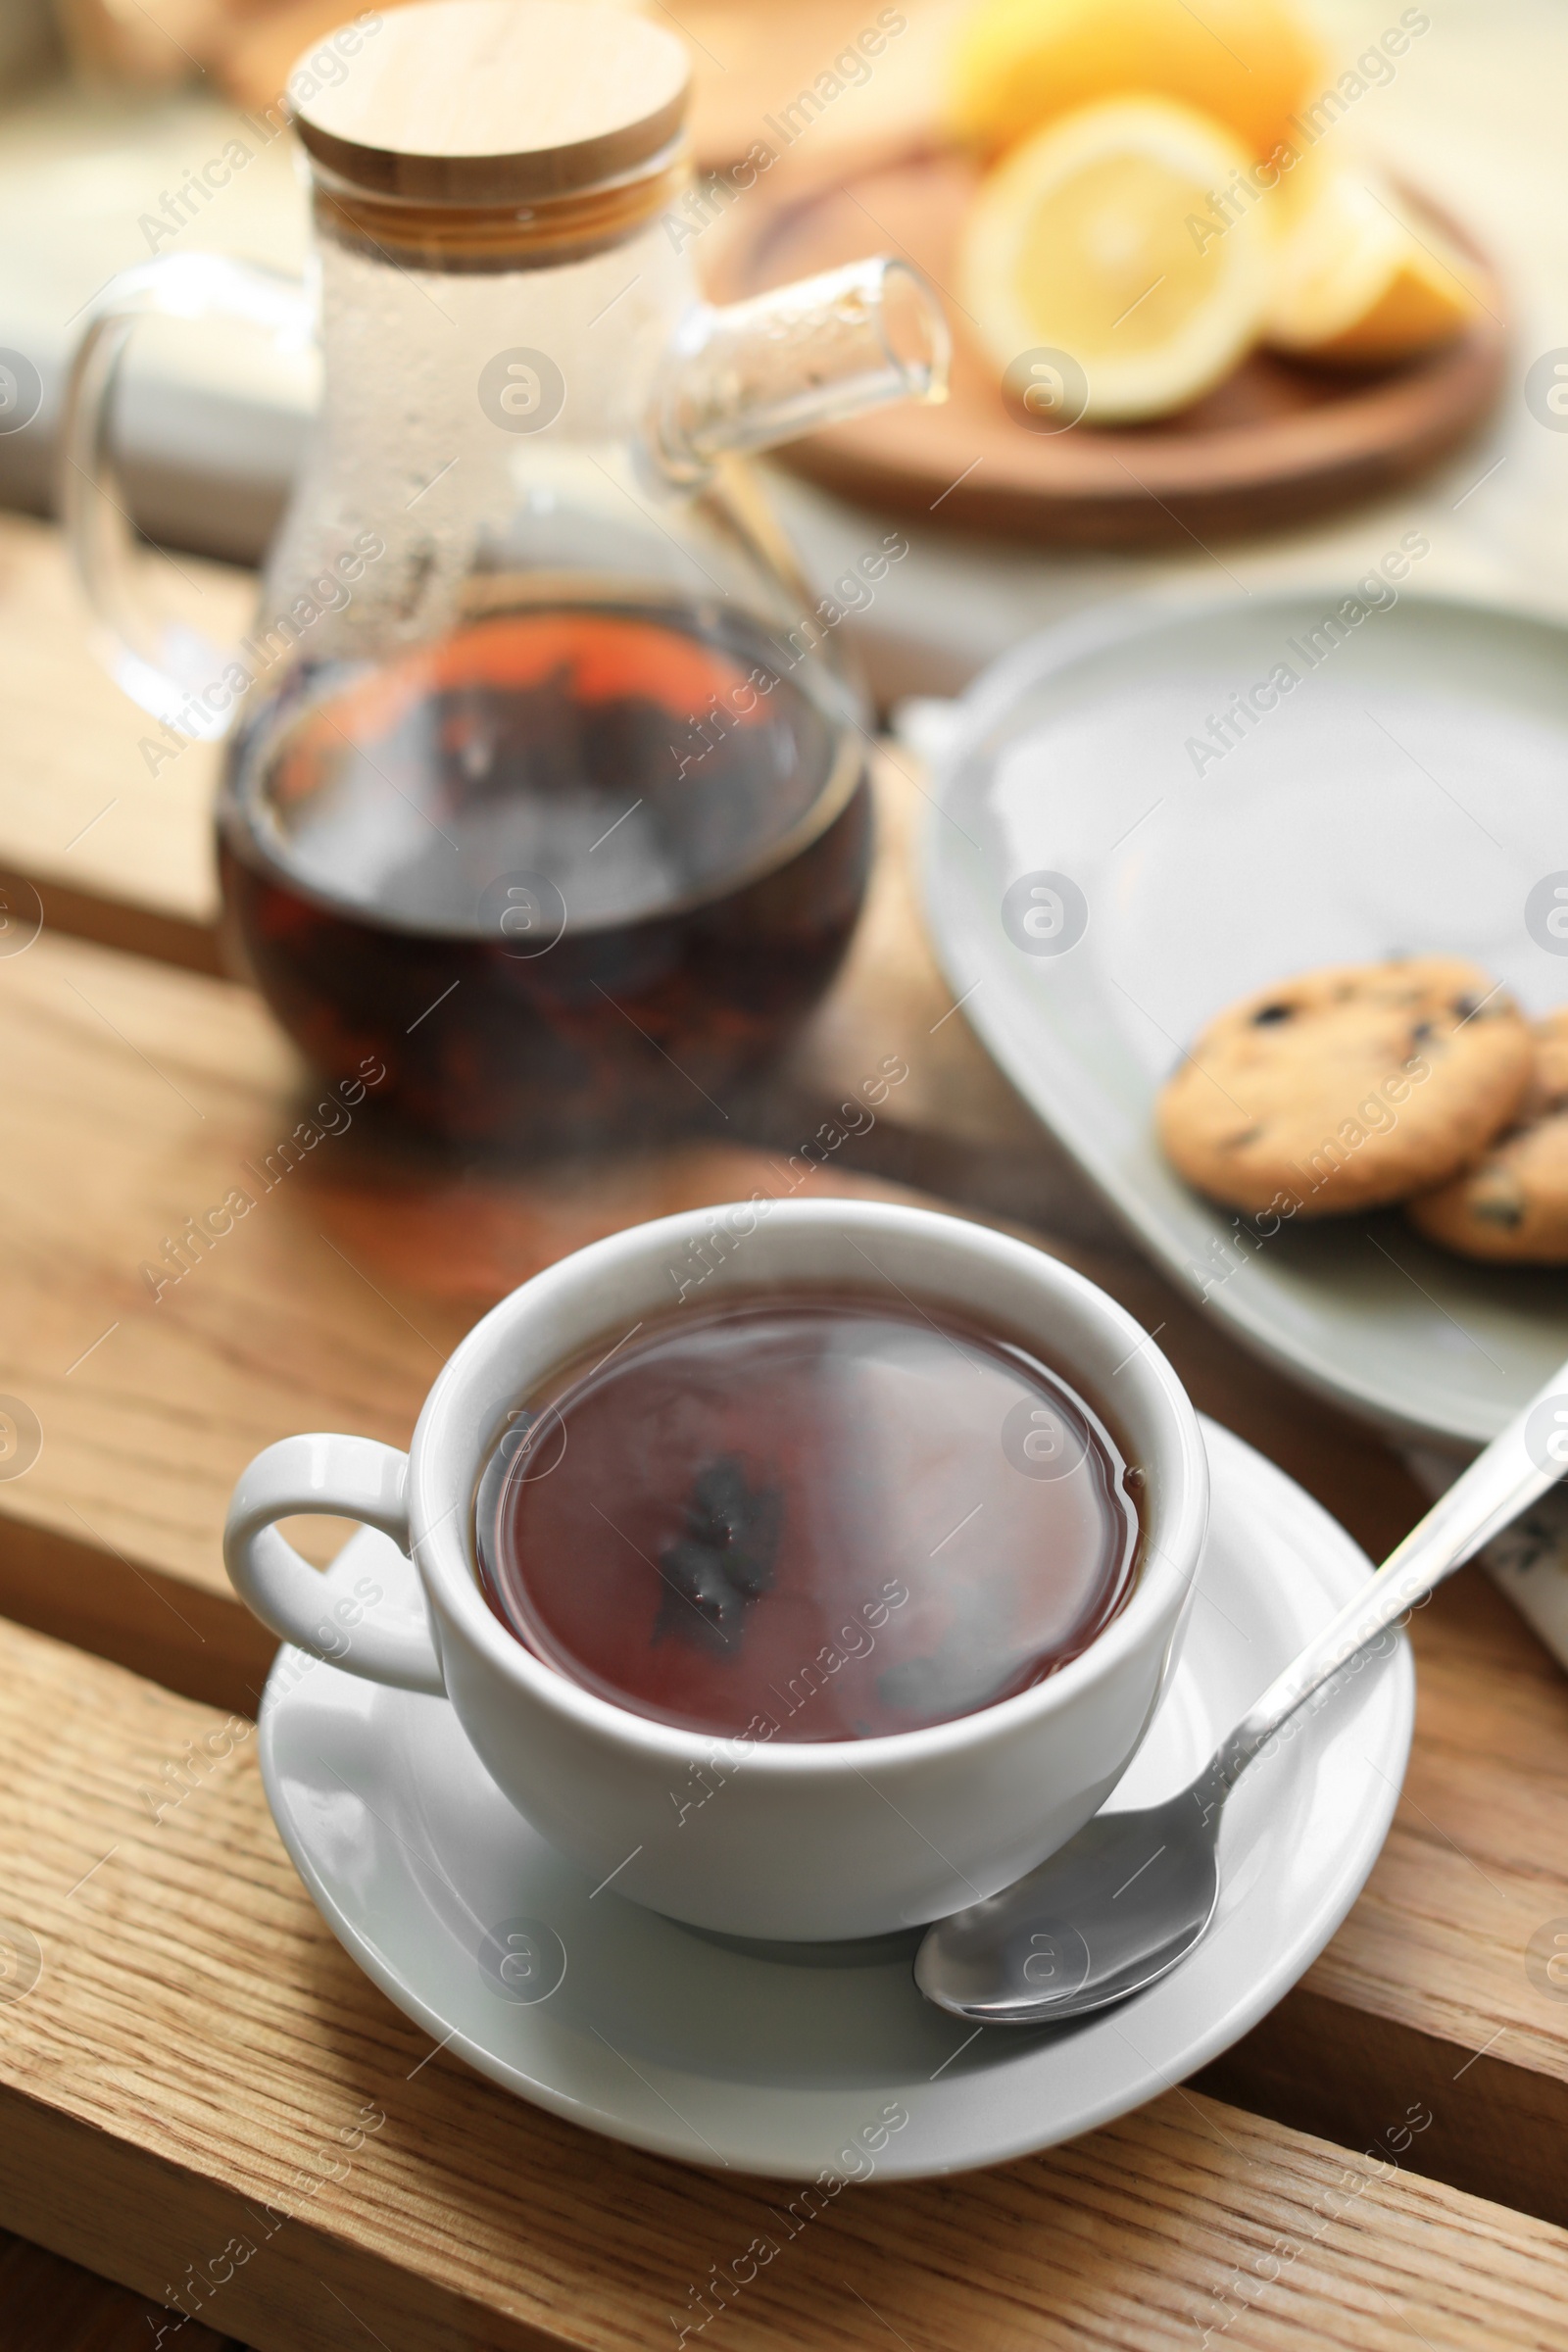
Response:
[224, 1199, 1209, 1939]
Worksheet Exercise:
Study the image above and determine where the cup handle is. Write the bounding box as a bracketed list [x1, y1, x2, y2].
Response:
[223, 1434, 446, 1695]
[60, 252, 311, 732]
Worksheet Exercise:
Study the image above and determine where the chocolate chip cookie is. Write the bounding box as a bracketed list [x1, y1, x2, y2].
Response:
[1156, 956, 1533, 1216]
[1407, 1008, 1568, 1261]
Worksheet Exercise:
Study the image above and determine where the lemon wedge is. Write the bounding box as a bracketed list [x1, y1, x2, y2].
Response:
[959, 98, 1273, 422]
[1266, 166, 1486, 363]
[950, 0, 1318, 164]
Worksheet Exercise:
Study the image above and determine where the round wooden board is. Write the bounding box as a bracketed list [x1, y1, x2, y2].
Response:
[707, 145, 1509, 549]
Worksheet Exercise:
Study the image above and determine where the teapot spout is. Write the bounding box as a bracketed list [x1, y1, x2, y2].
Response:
[653, 257, 950, 480]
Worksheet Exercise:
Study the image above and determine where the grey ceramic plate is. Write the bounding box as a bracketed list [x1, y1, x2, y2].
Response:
[921, 589, 1568, 1448]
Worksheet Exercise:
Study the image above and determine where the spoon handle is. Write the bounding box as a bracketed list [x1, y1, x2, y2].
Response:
[1210, 1354, 1568, 1791]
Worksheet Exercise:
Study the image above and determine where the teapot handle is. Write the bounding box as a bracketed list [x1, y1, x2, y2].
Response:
[59, 253, 311, 733]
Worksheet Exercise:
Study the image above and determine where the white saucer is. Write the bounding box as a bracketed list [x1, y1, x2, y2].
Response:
[258, 1416, 1413, 2181]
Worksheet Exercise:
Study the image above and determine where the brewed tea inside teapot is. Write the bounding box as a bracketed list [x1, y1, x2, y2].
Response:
[63, 0, 948, 1146]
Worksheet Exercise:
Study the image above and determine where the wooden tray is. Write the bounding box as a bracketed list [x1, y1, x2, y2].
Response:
[2, 671, 1567, 2238]
[4, 514, 1568, 2338]
[4, 931, 1568, 2340]
[3, 1608, 1568, 2351]
[708, 145, 1509, 548]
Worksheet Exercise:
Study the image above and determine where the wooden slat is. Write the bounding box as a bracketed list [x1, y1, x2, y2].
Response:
[0, 513, 239, 952]
[1204, 1566, 1568, 2229]
[1, 1609, 1565, 2352]
[0, 2228, 242, 2352]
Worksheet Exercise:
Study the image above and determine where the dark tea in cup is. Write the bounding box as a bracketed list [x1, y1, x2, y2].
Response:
[474, 1289, 1142, 1740]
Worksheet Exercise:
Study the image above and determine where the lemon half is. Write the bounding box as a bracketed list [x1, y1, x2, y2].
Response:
[960, 98, 1274, 423]
[1266, 166, 1486, 363]
[950, 0, 1318, 163]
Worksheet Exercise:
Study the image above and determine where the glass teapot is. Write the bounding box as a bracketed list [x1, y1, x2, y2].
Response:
[62, 0, 948, 1149]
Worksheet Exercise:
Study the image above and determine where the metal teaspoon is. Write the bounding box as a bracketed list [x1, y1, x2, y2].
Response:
[914, 1351, 1568, 2025]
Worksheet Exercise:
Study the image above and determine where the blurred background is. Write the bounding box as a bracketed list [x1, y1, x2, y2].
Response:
[2, 0, 1563, 707]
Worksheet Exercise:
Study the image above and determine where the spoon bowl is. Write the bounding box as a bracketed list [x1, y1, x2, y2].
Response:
[915, 1789, 1221, 2023]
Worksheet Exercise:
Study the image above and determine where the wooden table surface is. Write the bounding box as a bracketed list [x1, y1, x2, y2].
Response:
[2, 507, 1567, 2346]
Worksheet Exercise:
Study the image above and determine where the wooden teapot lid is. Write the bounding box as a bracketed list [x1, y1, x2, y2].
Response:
[290, 0, 690, 205]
